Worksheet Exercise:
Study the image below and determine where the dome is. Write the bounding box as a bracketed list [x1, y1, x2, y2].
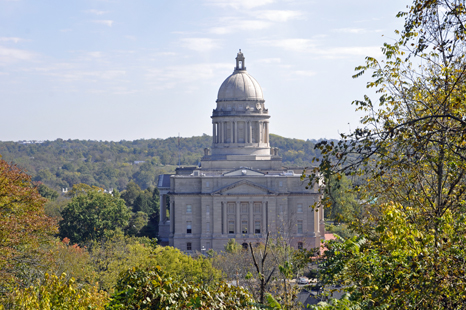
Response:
[217, 70, 263, 101]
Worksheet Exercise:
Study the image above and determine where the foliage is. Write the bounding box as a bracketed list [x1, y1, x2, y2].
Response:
[59, 189, 131, 245]
[224, 238, 241, 253]
[107, 266, 258, 310]
[0, 157, 57, 293]
[37, 183, 59, 201]
[324, 175, 359, 224]
[0, 135, 322, 192]
[307, 1, 466, 308]
[316, 203, 466, 309]
[86, 232, 220, 290]
[6, 273, 108, 310]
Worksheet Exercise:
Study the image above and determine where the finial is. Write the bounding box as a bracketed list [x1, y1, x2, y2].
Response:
[235, 49, 246, 70]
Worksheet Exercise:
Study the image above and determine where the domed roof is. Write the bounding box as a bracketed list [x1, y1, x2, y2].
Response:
[217, 50, 264, 102]
[217, 70, 263, 101]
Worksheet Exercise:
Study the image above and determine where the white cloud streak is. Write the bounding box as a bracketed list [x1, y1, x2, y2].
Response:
[145, 63, 231, 90]
[210, 18, 271, 34]
[256, 10, 303, 22]
[204, 0, 274, 10]
[0, 37, 24, 43]
[86, 9, 109, 15]
[180, 38, 220, 52]
[0, 46, 35, 65]
[93, 20, 114, 27]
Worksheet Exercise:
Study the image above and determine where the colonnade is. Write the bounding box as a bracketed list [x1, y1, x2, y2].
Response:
[212, 120, 269, 144]
[220, 201, 267, 236]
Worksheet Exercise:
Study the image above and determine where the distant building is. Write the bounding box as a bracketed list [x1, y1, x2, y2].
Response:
[158, 51, 324, 252]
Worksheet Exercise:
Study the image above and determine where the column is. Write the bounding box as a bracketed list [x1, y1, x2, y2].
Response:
[259, 121, 262, 143]
[265, 122, 269, 143]
[236, 201, 240, 234]
[159, 194, 165, 222]
[223, 202, 227, 235]
[249, 121, 252, 143]
[262, 201, 267, 234]
[249, 201, 253, 235]
[230, 121, 233, 143]
[212, 123, 216, 144]
[234, 121, 238, 143]
[169, 201, 174, 234]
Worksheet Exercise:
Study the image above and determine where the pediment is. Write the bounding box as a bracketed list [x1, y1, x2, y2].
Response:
[213, 180, 276, 195]
[223, 168, 264, 176]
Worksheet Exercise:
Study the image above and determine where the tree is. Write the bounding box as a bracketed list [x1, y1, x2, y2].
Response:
[7, 273, 108, 310]
[0, 158, 57, 293]
[59, 189, 130, 244]
[308, 0, 466, 308]
[107, 266, 258, 310]
[37, 183, 59, 201]
[120, 181, 141, 207]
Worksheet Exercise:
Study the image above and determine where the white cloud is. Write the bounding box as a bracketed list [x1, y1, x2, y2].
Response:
[257, 38, 315, 52]
[87, 51, 103, 58]
[49, 70, 126, 82]
[332, 28, 366, 34]
[256, 10, 303, 22]
[315, 46, 381, 58]
[0, 46, 35, 65]
[60, 28, 73, 33]
[294, 70, 316, 77]
[205, 0, 274, 10]
[257, 58, 281, 63]
[256, 38, 381, 58]
[210, 19, 271, 34]
[180, 38, 220, 52]
[145, 63, 231, 90]
[93, 20, 114, 27]
[0, 37, 24, 43]
[85, 9, 108, 15]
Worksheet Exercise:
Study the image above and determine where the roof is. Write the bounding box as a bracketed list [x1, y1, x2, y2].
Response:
[157, 174, 172, 189]
[217, 70, 263, 101]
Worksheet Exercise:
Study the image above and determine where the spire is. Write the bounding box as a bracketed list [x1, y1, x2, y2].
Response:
[235, 49, 246, 71]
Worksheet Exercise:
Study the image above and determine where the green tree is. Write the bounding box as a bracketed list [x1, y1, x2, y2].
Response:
[37, 184, 59, 201]
[107, 266, 257, 310]
[0, 158, 57, 293]
[7, 273, 108, 310]
[309, 0, 466, 308]
[120, 181, 141, 207]
[59, 190, 130, 244]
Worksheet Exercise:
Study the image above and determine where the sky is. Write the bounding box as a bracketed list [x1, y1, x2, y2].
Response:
[0, 0, 412, 142]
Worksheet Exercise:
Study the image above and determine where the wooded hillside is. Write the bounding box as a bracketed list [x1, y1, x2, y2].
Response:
[0, 134, 321, 191]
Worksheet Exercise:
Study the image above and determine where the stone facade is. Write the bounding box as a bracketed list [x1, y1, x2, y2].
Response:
[158, 51, 324, 252]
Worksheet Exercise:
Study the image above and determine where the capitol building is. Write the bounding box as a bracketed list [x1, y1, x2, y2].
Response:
[158, 51, 324, 252]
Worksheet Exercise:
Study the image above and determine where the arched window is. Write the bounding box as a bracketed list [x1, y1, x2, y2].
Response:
[297, 242, 303, 250]
[187, 242, 192, 251]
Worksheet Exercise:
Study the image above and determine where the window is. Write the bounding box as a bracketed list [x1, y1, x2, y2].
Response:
[228, 221, 235, 234]
[206, 205, 210, 215]
[297, 220, 303, 234]
[242, 220, 248, 234]
[297, 204, 303, 213]
[242, 243, 248, 250]
[206, 222, 210, 233]
[254, 203, 262, 214]
[206, 242, 211, 249]
[187, 242, 192, 251]
[241, 203, 248, 214]
[279, 205, 284, 215]
[255, 220, 261, 234]
[297, 242, 303, 250]
[279, 181, 283, 187]
[206, 181, 210, 188]
[186, 205, 192, 214]
[186, 221, 192, 234]
[228, 203, 235, 214]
